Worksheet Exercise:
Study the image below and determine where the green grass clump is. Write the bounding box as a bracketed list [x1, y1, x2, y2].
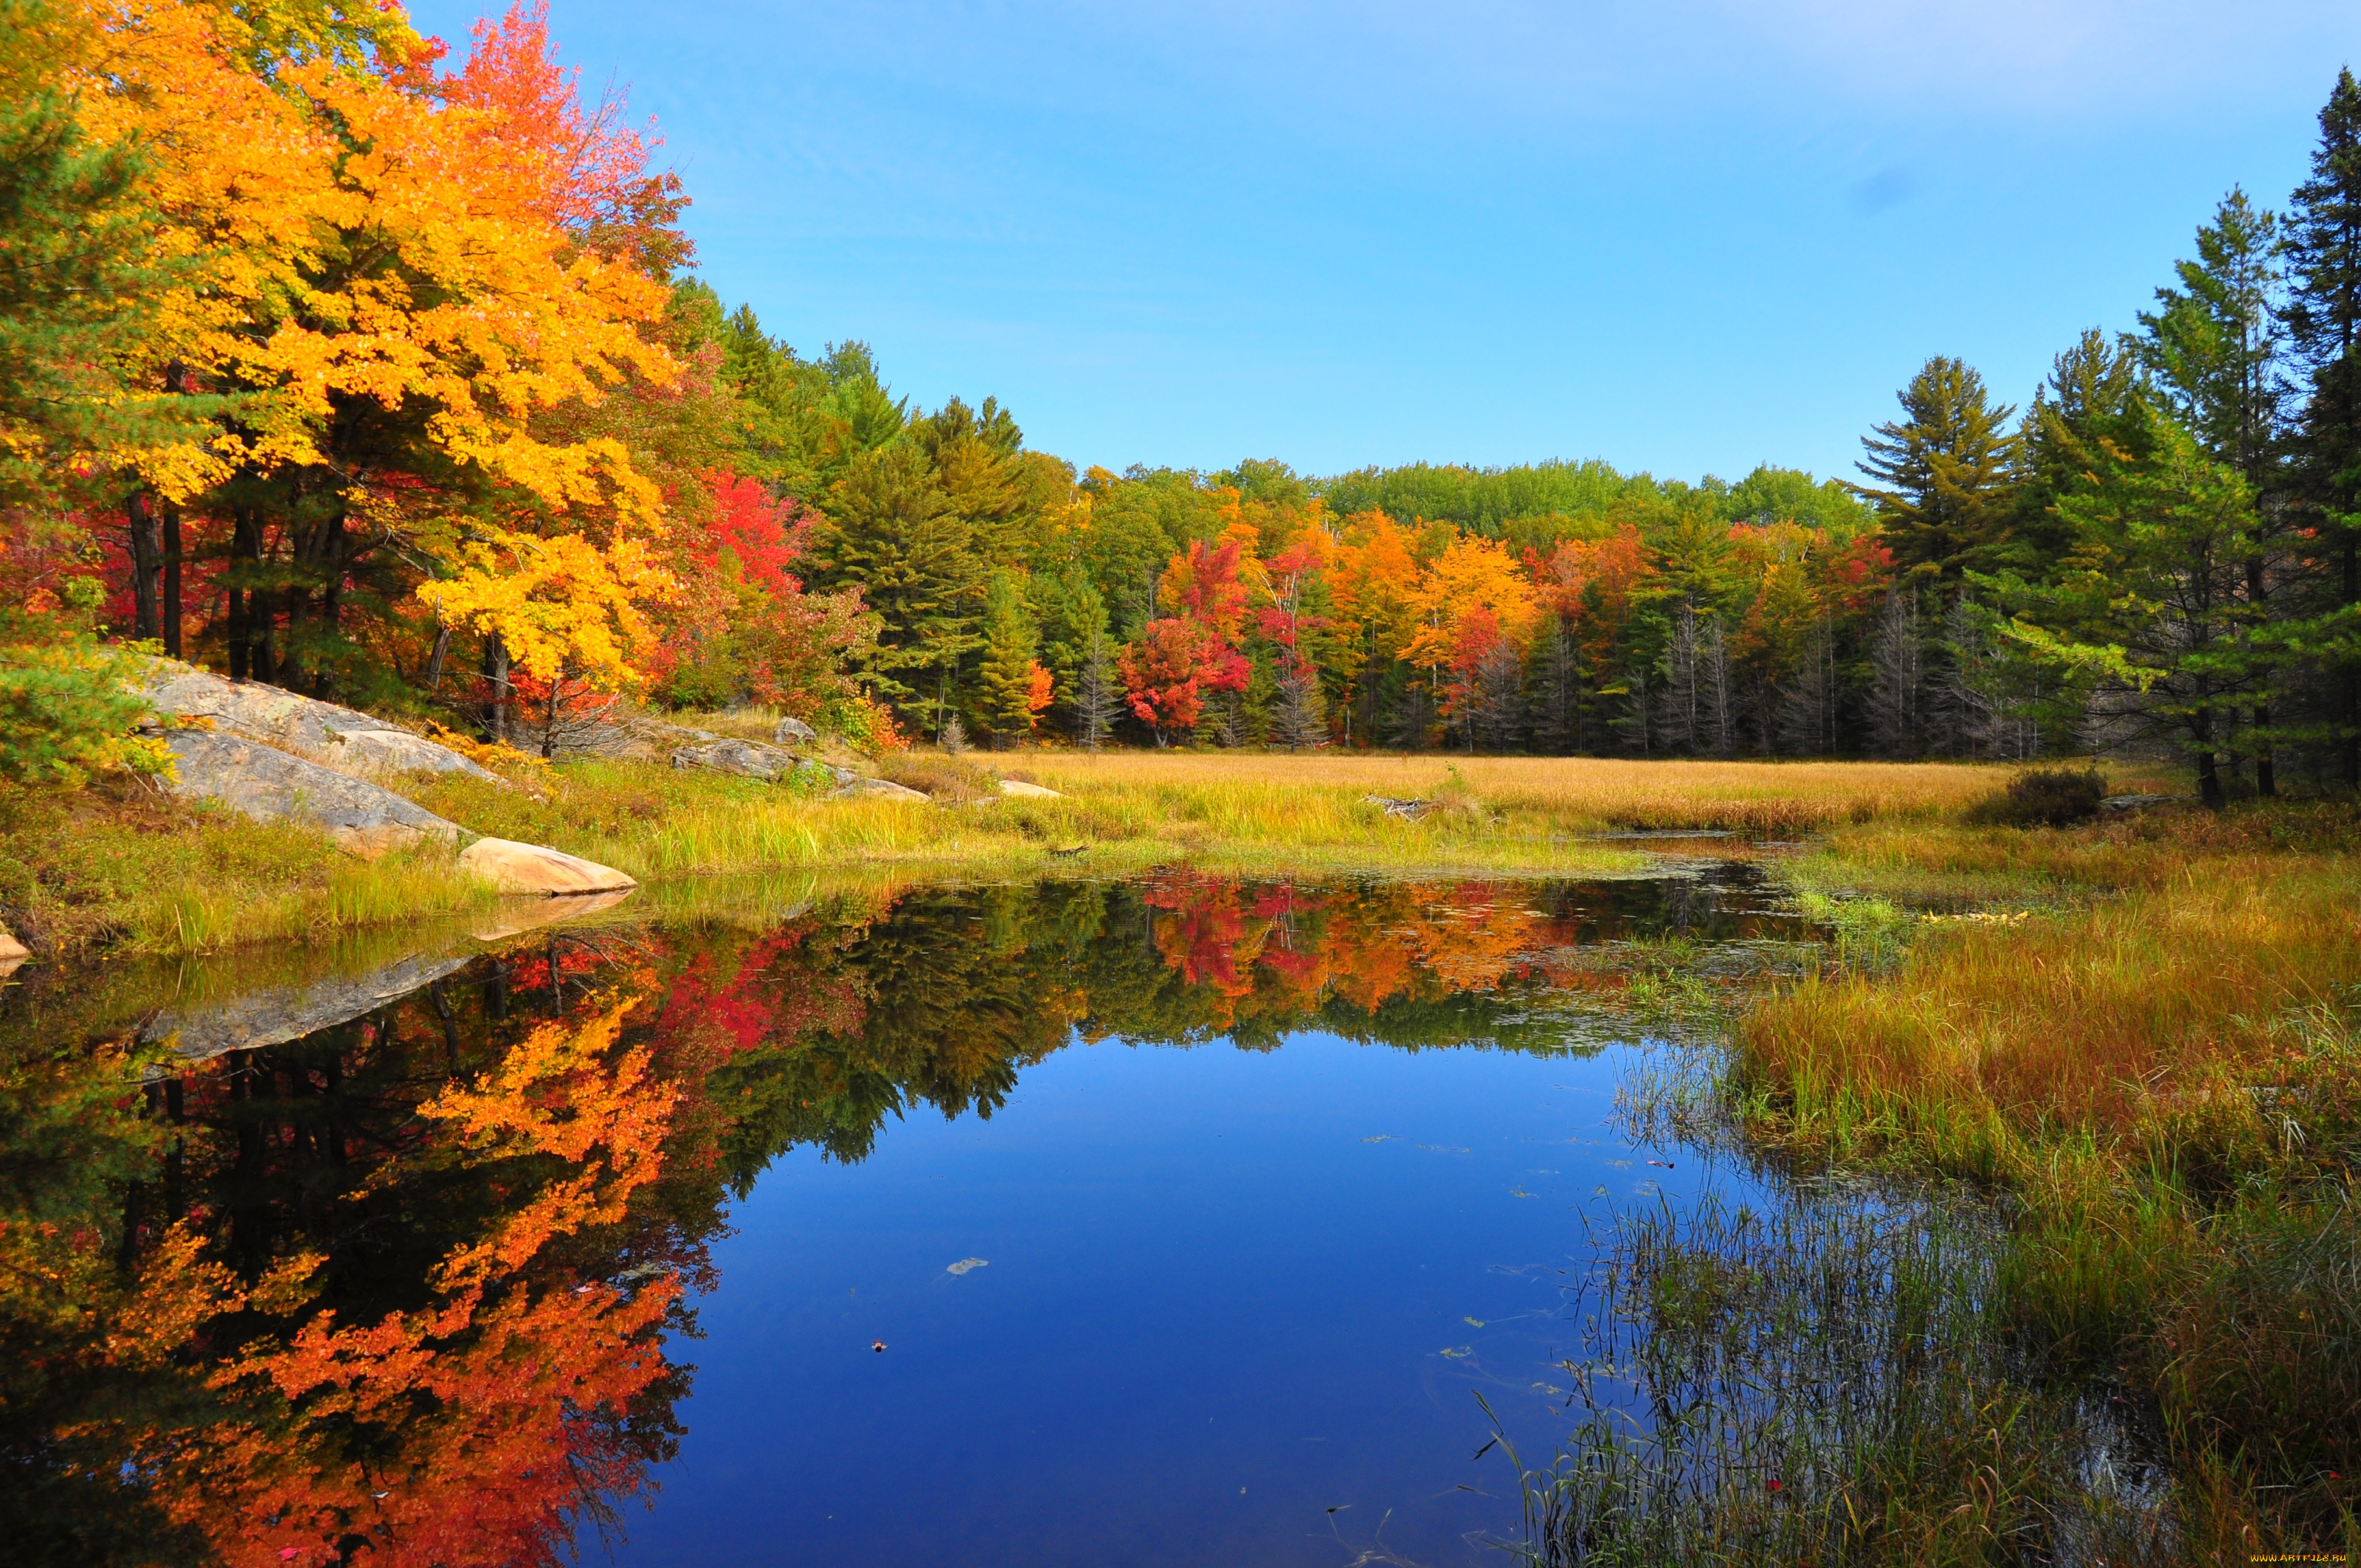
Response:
[1494, 1186, 2176, 1567]
[0, 781, 493, 956]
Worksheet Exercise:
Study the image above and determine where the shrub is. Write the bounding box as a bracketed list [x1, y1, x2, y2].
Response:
[0, 582, 169, 787]
[1966, 766, 2106, 827]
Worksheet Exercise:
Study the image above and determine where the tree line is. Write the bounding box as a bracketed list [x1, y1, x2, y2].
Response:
[4, 0, 2359, 798]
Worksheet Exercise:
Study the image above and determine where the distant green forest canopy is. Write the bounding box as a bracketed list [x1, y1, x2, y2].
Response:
[1310, 459, 1873, 540]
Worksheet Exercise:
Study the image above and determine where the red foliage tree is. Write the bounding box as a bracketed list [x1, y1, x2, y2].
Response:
[1117, 618, 1248, 743]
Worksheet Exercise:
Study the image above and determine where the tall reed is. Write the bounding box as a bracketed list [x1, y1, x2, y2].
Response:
[1735, 814, 2361, 1553]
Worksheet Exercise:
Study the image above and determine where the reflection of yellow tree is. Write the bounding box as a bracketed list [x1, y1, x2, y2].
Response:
[61, 995, 688, 1568]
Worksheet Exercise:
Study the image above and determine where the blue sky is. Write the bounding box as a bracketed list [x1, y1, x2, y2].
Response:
[412, 1, 2361, 488]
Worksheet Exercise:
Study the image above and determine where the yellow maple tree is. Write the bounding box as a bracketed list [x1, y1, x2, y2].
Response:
[1400, 530, 1539, 670]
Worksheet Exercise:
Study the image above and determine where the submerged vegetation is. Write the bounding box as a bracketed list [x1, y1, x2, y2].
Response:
[1491, 1186, 2172, 1566]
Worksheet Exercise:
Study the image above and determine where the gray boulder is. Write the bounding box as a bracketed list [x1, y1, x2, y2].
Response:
[774, 715, 820, 745]
[139, 661, 502, 784]
[671, 736, 807, 781]
[165, 729, 465, 857]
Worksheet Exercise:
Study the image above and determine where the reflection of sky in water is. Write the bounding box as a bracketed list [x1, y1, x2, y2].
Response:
[621, 1027, 1746, 1567]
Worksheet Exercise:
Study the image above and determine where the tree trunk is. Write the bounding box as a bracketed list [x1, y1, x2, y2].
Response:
[160, 505, 183, 658]
[279, 577, 305, 692]
[2246, 553, 2274, 796]
[2196, 745, 2225, 809]
[228, 510, 262, 681]
[424, 623, 453, 691]
[2346, 536, 2360, 790]
[311, 511, 343, 700]
[483, 633, 511, 745]
[125, 492, 160, 640]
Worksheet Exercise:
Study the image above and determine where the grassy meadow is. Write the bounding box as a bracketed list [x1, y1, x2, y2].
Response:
[1017, 748, 2030, 835]
[2, 746, 2028, 959]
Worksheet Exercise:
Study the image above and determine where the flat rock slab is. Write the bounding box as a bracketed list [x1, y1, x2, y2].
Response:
[997, 778, 1065, 799]
[460, 837, 637, 895]
[672, 736, 809, 781]
[165, 730, 465, 857]
[833, 776, 930, 802]
[142, 951, 477, 1060]
[2101, 793, 2187, 812]
[139, 661, 502, 784]
[557, 711, 718, 762]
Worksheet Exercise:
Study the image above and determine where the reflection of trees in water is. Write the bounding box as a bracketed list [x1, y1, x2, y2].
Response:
[0, 871, 1791, 1565]
[686, 873, 1780, 1170]
[3, 964, 708, 1568]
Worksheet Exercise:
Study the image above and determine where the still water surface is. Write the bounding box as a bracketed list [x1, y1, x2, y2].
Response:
[0, 868, 1808, 1567]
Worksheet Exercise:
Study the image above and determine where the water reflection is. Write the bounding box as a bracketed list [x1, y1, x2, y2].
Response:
[0, 869, 1801, 1567]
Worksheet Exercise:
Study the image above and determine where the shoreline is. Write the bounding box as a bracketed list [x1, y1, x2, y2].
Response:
[4, 749, 2050, 963]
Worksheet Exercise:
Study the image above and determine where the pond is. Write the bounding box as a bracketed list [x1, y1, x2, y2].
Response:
[0, 868, 2162, 1566]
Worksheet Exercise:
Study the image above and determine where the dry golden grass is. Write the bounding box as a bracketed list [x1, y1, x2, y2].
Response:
[1023, 750, 2016, 834]
[1735, 806, 2361, 1541]
[1741, 849, 2361, 1162]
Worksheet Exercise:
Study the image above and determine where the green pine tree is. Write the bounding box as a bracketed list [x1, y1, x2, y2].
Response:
[1854, 356, 2024, 588]
[1034, 563, 1110, 729]
[809, 444, 984, 714]
[975, 570, 1043, 745]
[2140, 189, 2285, 482]
[1994, 397, 2264, 807]
[2137, 189, 2288, 791]
[2013, 330, 2146, 570]
[2281, 66, 2361, 788]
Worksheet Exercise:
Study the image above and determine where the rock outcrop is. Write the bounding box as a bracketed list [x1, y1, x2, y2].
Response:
[139, 662, 502, 784]
[774, 715, 819, 745]
[165, 729, 467, 857]
[553, 710, 719, 762]
[459, 837, 637, 895]
[2101, 792, 2187, 813]
[671, 736, 814, 782]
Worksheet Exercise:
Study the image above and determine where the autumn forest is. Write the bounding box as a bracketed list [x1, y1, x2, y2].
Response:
[5, 0, 2360, 804]
[7, 0, 2361, 1561]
